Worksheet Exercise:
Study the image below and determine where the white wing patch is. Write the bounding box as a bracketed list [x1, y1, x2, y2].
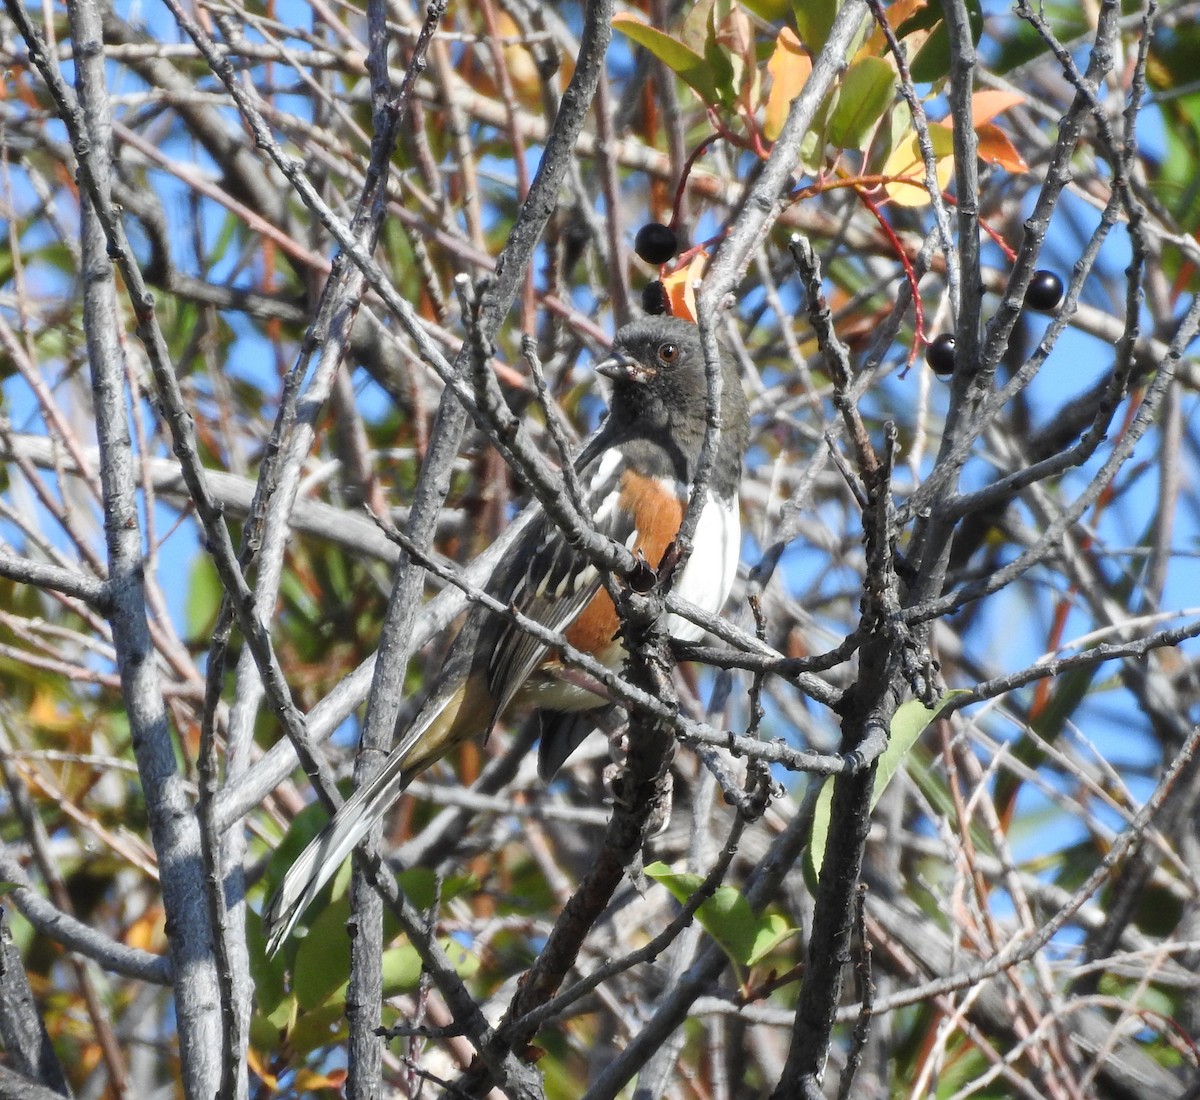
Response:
[667, 492, 740, 642]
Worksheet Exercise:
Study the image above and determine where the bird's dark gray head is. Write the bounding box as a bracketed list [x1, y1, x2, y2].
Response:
[595, 315, 749, 495]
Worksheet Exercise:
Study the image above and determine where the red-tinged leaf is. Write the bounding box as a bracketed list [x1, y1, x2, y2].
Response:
[976, 120, 1028, 172]
[716, 4, 755, 72]
[715, 4, 758, 105]
[680, 0, 716, 54]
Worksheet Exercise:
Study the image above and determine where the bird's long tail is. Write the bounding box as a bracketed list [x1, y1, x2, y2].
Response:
[261, 745, 416, 956]
[262, 680, 476, 956]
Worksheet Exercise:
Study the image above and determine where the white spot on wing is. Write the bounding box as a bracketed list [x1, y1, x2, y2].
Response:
[593, 448, 624, 483]
[592, 490, 619, 524]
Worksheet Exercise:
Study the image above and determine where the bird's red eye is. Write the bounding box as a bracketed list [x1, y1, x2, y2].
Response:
[657, 342, 679, 363]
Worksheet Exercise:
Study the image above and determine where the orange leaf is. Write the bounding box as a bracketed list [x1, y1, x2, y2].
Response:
[976, 121, 1028, 172]
[661, 253, 706, 322]
[764, 28, 810, 142]
[862, 0, 927, 56]
[971, 89, 1025, 126]
[29, 687, 77, 733]
[125, 906, 165, 951]
[495, 11, 547, 105]
[296, 1067, 348, 1090]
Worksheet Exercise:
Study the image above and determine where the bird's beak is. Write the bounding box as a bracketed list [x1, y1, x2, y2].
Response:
[596, 352, 654, 384]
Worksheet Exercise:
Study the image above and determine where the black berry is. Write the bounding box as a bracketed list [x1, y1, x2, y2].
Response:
[925, 333, 956, 376]
[634, 222, 678, 265]
[1025, 269, 1064, 312]
[641, 280, 670, 316]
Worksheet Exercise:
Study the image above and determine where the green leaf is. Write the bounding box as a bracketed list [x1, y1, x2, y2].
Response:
[0, 234, 13, 288]
[392, 866, 479, 911]
[378, 937, 477, 1001]
[745, 913, 798, 967]
[380, 943, 425, 996]
[827, 56, 896, 149]
[804, 778, 835, 894]
[267, 844, 480, 1011]
[898, 0, 984, 84]
[1142, 29, 1200, 233]
[185, 554, 222, 644]
[292, 892, 354, 1010]
[702, 24, 738, 107]
[875, 691, 966, 798]
[645, 861, 799, 968]
[793, 0, 840, 53]
[247, 911, 288, 1017]
[612, 15, 727, 107]
[991, 7, 1084, 74]
[249, 1007, 287, 1053]
[293, 911, 477, 1013]
[741, 0, 793, 20]
[805, 690, 967, 887]
[287, 1001, 348, 1056]
[902, 742, 997, 858]
[798, 88, 837, 175]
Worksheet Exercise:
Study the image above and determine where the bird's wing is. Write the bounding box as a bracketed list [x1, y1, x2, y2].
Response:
[484, 452, 635, 721]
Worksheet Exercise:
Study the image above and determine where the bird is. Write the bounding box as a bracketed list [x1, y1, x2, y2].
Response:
[263, 315, 751, 955]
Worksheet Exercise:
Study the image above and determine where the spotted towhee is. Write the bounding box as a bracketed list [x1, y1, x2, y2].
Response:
[263, 315, 750, 954]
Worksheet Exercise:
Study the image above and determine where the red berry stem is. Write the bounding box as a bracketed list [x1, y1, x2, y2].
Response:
[670, 131, 719, 230]
[855, 185, 925, 373]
